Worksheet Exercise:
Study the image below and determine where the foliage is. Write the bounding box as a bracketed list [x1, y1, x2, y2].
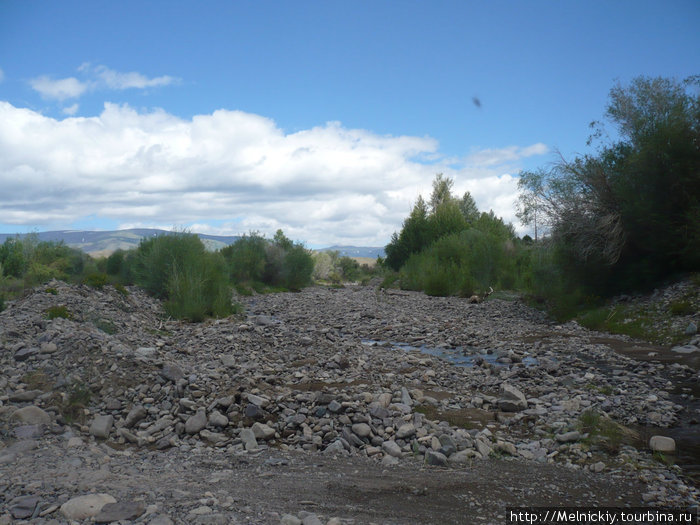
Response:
[518, 76, 700, 298]
[45, 305, 72, 320]
[129, 232, 235, 321]
[84, 272, 108, 289]
[220, 233, 268, 283]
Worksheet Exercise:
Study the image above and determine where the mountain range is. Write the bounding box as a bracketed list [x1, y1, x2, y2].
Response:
[0, 229, 384, 258]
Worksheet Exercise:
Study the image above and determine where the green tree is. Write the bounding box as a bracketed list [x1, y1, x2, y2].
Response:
[459, 191, 480, 224]
[429, 173, 455, 213]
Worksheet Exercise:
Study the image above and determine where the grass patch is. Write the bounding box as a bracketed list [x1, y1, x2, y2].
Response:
[60, 382, 92, 424]
[93, 318, 118, 334]
[113, 283, 129, 296]
[578, 306, 654, 341]
[22, 369, 53, 391]
[45, 287, 58, 295]
[45, 305, 72, 320]
[577, 409, 633, 454]
[669, 300, 693, 316]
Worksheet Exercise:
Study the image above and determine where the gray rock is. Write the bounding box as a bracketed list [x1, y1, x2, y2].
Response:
[475, 438, 492, 458]
[352, 423, 371, 438]
[13, 424, 44, 439]
[251, 422, 275, 440]
[327, 400, 342, 413]
[244, 403, 265, 420]
[396, 423, 416, 439]
[135, 347, 156, 358]
[382, 440, 403, 458]
[498, 383, 527, 412]
[280, 515, 302, 525]
[185, 409, 207, 434]
[649, 435, 676, 454]
[220, 355, 236, 368]
[11, 406, 51, 425]
[124, 405, 147, 428]
[9, 495, 41, 519]
[685, 322, 698, 336]
[425, 450, 448, 466]
[200, 429, 227, 445]
[14, 347, 39, 361]
[301, 514, 324, 525]
[9, 389, 43, 402]
[246, 393, 270, 407]
[555, 431, 581, 443]
[208, 410, 229, 427]
[323, 440, 346, 455]
[148, 516, 175, 525]
[240, 428, 258, 451]
[95, 501, 145, 523]
[90, 415, 114, 439]
[160, 363, 184, 382]
[39, 341, 58, 354]
[61, 494, 117, 520]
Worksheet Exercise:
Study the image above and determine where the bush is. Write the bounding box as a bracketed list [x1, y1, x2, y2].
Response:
[84, 272, 108, 289]
[46, 305, 72, 320]
[129, 232, 234, 321]
[221, 233, 267, 283]
[282, 244, 314, 290]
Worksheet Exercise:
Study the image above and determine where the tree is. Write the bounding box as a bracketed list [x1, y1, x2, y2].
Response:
[429, 173, 455, 213]
[518, 76, 700, 292]
[459, 191, 480, 224]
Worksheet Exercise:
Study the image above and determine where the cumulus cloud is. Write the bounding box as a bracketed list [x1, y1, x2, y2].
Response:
[0, 101, 546, 245]
[30, 76, 88, 101]
[29, 64, 179, 101]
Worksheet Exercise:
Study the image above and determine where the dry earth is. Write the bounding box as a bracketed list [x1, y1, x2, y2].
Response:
[1, 280, 699, 524]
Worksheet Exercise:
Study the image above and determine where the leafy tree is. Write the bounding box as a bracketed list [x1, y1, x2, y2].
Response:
[385, 196, 432, 270]
[429, 173, 455, 213]
[518, 75, 700, 293]
[459, 191, 480, 224]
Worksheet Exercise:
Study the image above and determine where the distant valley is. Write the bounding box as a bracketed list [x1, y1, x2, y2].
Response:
[0, 229, 384, 259]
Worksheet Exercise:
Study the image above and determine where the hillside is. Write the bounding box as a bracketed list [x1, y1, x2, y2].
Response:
[0, 230, 385, 259]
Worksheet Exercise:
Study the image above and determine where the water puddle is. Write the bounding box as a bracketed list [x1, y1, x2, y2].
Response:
[361, 339, 539, 368]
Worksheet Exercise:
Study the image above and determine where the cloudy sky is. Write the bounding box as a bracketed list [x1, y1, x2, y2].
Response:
[0, 2, 698, 247]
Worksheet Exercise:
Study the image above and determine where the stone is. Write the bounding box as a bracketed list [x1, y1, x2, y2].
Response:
[135, 347, 156, 358]
[671, 345, 698, 354]
[649, 435, 676, 454]
[90, 415, 114, 439]
[185, 409, 207, 434]
[124, 405, 147, 428]
[200, 429, 226, 445]
[323, 440, 346, 455]
[301, 514, 323, 525]
[327, 400, 342, 413]
[351, 423, 371, 438]
[9, 389, 43, 402]
[555, 431, 581, 443]
[251, 422, 275, 440]
[220, 355, 236, 368]
[9, 495, 41, 519]
[685, 322, 698, 336]
[13, 424, 44, 439]
[592, 461, 606, 472]
[40, 341, 58, 354]
[449, 449, 478, 464]
[208, 410, 229, 427]
[11, 406, 51, 425]
[280, 515, 302, 525]
[61, 494, 117, 520]
[160, 362, 184, 382]
[148, 516, 175, 525]
[240, 428, 258, 451]
[14, 347, 39, 361]
[244, 403, 265, 420]
[381, 440, 403, 458]
[475, 438, 492, 458]
[494, 441, 517, 455]
[95, 501, 146, 523]
[498, 383, 527, 412]
[425, 450, 448, 466]
[396, 423, 416, 439]
[246, 393, 270, 407]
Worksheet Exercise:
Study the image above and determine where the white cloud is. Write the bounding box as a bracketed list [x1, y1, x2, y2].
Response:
[62, 103, 79, 115]
[0, 68, 4, 83]
[30, 76, 87, 101]
[30, 64, 179, 101]
[0, 101, 546, 244]
[87, 64, 178, 90]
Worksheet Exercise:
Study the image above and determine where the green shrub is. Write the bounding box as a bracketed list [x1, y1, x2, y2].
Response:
[282, 244, 314, 290]
[105, 250, 125, 276]
[84, 272, 108, 289]
[221, 234, 267, 283]
[669, 300, 693, 316]
[46, 305, 72, 320]
[45, 287, 58, 295]
[114, 283, 129, 296]
[94, 318, 118, 334]
[129, 233, 234, 321]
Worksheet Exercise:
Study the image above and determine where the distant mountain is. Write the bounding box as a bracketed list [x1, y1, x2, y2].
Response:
[319, 245, 385, 258]
[0, 229, 385, 259]
[0, 229, 241, 256]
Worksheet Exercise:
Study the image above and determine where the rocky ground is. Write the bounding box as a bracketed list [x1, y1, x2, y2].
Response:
[1, 279, 699, 524]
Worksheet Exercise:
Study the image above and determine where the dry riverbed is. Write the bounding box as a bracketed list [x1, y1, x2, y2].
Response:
[1, 280, 698, 524]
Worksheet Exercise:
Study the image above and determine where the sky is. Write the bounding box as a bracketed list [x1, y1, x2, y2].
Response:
[0, 1, 698, 247]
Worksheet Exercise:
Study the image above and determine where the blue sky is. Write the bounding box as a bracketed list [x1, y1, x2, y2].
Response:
[0, 1, 698, 246]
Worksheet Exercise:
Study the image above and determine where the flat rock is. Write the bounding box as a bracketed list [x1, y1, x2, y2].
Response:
[61, 494, 117, 520]
[11, 406, 51, 425]
[160, 362, 184, 382]
[251, 422, 275, 440]
[382, 440, 403, 458]
[95, 501, 146, 523]
[396, 423, 416, 439]
[124, 405, 147, 428]
[671, 345, 698, 354]
[555, 431, 581, 443]
[9, 495, 41, 519]
[9, 389, 43, 402]
[351, 423, 371, 438]
[425, 449, 448, 466]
